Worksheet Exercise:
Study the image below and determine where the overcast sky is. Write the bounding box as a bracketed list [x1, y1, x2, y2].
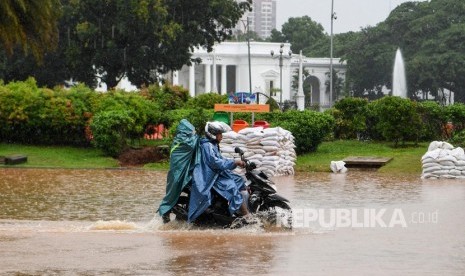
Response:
[276, 0, 427, 34]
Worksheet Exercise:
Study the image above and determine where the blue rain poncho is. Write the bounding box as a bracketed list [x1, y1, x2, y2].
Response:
[158, 119, 200, 216]
[188, 137, 245, 223]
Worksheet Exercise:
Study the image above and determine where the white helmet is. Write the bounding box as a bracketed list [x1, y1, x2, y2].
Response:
[205, 121, 231, 140]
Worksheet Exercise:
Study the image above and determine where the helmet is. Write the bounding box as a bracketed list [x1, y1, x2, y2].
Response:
[205, 121, 231, 140]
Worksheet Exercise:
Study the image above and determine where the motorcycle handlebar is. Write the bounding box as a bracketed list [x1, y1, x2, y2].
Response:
[234, 147, 256, 171]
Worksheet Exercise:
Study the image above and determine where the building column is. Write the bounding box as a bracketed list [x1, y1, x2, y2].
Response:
[205, 64, 211, 93]
[212, 57, 217, 93]
[172, 70, 179, 86]
[236, 65, 241, 92]
[189, 64, 195, 97]
[221, 65, 227, 95]
[296, 51, 305, 111]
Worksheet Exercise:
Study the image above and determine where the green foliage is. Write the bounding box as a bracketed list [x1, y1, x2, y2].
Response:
[0, 0, 61, 61]
[449, 129, 465, 148]
[270, 110, 335, 154]
[90, 110, 134, 157]
[369, 96, 422, 146]
[0, 78, 91, 145]
[331, 97, 369, 139]
[278, 16, 325, 54]
[0, 0, 252, 88]
[145, 85, 190, 111]
[185, 93, 228, 109]
[266, 97, 280, 112]
[165, 108, 215, 137]
[445, 103, 465, 132]
[417, 101, 448, 140]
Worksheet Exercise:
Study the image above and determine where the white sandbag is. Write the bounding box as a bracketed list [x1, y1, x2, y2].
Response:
[422, 149, 441, 160]
[432, 170, 449, 176]
[263, 146, 279, 152]
[330, 161, 348, 173]
[260, 140, 281, 147]
[422, 162, 440, 168]
[437, 155, 457, 163]
[238, 127, 263, 135]
[428, 141, 442, 151]
[441, 142, 454, 150]
[450, 169, 462, 176]
[450, 147, 465, 159]
[422, 165, 442, 173]
[439, 161, 455, 167]
[250, 149, 266, 155]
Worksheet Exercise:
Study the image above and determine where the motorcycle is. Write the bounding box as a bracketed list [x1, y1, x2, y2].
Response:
[171, 147, 292, 229]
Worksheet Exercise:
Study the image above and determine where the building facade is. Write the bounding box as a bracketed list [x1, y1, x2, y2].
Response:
[173, 42, 346, 110]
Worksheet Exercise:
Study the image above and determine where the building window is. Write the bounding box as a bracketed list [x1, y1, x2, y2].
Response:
[269, 80, 275, 96]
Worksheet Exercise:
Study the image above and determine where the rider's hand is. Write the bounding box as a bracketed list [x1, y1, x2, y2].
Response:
[235, 160, 245, 168]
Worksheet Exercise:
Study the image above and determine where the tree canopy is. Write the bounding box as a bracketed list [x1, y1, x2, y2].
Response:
[0, 0, 61, 60]
[1, 0, 251, 88]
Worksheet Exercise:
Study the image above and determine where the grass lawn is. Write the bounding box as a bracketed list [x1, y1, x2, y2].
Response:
[1, 140, 429, 174]
[0, 143, 119, 168]
[296, 140, 428, 174]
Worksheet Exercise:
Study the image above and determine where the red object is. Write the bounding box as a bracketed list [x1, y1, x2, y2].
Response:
[253, 120, 270, 129]
[232, 120, 249, 133]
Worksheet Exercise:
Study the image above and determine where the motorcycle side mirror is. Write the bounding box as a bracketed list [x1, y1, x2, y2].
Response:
[234, 147, 243, 155]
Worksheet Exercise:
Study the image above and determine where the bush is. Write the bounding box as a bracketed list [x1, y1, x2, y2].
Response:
[331, 97, 369, 139]
[165, 108, 215, 137]
[90, 110, 134, 157]
[417, 101, 448, 140]
[144, 84, 190, 111]
[270, 110, 334, 154]
[369, 96, 422, 146]
[0, 78, 91, 145]
[185, 93, 228, 109]
[446, 103, 465, 133]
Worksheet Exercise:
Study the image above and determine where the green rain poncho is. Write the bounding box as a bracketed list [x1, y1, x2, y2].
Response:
[158, 119, 200, 216]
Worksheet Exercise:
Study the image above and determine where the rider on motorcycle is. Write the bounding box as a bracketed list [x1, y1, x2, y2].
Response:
[188, 121, 250, 223]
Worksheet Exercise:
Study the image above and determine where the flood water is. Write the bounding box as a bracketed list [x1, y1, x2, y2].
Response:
[0, 168, 464, 275]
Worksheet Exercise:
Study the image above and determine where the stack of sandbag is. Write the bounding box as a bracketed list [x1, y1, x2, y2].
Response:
[220, 126, 296, 177]
[421, 141, 465, 179]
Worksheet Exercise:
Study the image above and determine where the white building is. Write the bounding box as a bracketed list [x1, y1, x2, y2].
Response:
[174, 41, 346, 109]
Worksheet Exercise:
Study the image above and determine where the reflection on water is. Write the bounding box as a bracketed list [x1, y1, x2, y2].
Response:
[0, 168, 166, 221]
[0, 168, 464, 275]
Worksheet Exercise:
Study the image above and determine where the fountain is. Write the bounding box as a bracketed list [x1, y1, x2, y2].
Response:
[392, 48, 407, 98]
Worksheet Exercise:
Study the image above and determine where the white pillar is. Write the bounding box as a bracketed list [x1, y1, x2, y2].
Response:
[205, 64, 211, 93]
[236, 65, 241, 92]
[212, 53, 217, 93]
[189, 64, 195, 97]
[172, 70, 179, 86]
[221, 65, 227, 95]
[296, 51, 305, 111]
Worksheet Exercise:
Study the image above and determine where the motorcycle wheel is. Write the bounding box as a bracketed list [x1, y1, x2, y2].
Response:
[172, 196, 189, 221]
[258, 201, 292, 229]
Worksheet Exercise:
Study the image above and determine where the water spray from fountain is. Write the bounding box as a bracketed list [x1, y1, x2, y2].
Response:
[392, 48, 407, 98]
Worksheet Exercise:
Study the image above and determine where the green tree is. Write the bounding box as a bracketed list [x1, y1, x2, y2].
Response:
[0, 0, 61, 61]
[1, 0, 251, 89]
[64, 0, 251, 88]
[279, 16, 326, 54]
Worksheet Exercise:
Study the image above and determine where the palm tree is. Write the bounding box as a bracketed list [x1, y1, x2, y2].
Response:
[0, 0, 61, 60]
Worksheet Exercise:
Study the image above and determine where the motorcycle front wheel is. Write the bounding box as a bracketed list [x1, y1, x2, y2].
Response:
[172, 196, 189, 221]
[258, 201, 292, 229]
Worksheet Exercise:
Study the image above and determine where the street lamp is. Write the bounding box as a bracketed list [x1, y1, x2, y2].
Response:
[271, 43, 292, 105]
[329, 0, 337, 108]
[239, 18, 252, 96]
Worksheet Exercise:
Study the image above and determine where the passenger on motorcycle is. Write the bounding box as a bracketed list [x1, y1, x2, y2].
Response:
[188, 121, 251, 222]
